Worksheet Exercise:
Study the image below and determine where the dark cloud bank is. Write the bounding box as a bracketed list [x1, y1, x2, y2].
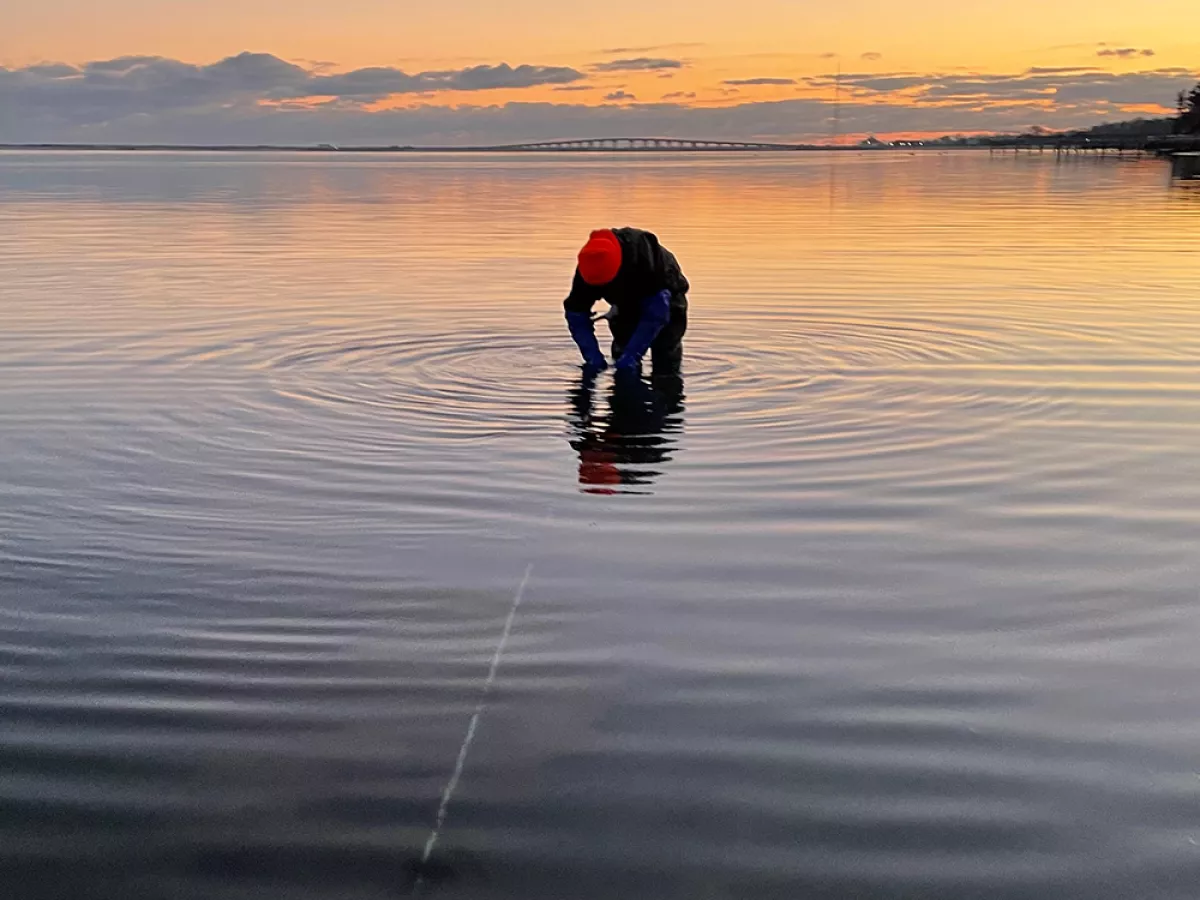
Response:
[1, 52, 1194, 144]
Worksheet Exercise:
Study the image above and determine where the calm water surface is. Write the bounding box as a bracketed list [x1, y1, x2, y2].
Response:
[2, 151, 1199, 899]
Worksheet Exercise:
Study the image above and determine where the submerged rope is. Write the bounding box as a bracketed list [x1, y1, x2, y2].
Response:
[413, 561, 534, 893]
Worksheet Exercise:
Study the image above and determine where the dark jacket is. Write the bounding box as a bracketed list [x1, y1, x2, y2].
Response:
[563, 228, 689, 342]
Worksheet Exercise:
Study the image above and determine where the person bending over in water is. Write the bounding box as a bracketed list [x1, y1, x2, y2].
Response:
[563, 227, 689, 375]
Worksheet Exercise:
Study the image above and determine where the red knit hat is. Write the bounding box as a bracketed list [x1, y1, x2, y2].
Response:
[577, 229, 622, 286]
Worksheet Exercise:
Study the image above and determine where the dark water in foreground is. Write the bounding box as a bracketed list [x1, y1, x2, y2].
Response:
[2, 151, 1200, 899]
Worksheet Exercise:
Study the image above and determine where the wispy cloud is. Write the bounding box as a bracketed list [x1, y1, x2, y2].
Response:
[600, 43, 705, 55]
[604, 90, 636, 101]
[1098, 47, 1155, 58]
[662, 91, 697, 100]
[811, 72, 932, 92]
[592, 58, 685, 73]
[861, 52, 883, 62]
[723, 77, 797, 86]
[1026, 66, 1102, 75]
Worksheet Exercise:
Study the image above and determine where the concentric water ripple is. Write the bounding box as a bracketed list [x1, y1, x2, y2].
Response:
[4, 306, 1083, 523]
[266, 330, 575, 440]
[249, 310, 1056, 464]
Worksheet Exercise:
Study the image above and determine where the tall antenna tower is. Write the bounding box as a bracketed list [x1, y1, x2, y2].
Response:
[830, 59, 842, 146]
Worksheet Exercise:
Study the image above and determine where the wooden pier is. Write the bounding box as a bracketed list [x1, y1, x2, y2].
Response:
[986, 134, 1200, 158]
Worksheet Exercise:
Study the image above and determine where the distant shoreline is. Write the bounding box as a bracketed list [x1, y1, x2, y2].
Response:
[0, 143, 854, 153]
[3, 136, 1197, 154]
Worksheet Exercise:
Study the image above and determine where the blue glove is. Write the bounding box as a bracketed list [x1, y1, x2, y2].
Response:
[614, 290, 671, 371]
[566, 311, 607, 370]
[613, 354, 641, 373]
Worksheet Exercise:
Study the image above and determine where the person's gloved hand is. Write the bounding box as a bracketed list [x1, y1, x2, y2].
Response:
[583, 350, 608, 371]
[614, 290, 671, 371]
[613, 353, 641, 373]
[566, 310, 608, 370]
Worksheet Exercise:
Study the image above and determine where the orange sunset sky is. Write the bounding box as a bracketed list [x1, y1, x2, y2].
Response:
[2, 0, 1197, 144]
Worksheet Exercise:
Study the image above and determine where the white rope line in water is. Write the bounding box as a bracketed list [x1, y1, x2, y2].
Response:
[414, 561, 534, 891]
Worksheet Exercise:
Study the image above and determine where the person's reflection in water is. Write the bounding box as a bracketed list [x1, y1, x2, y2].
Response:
[566, 365, 686, 495]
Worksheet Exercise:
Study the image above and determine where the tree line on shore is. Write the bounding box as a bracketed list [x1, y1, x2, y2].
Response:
[1176, 82, 1200, 134]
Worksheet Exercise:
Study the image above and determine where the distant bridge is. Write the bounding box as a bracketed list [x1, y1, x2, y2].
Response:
[462, 137, 807, 152]
[6, 134, 1198, 155]
[1, 137, 812, 154]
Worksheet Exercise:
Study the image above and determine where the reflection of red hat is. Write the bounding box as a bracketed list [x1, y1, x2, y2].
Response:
[579, 447, 621, 494]
[577, 229, 622, 286]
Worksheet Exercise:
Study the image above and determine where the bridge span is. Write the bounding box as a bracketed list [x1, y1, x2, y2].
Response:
[463, 137, 806, 152]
